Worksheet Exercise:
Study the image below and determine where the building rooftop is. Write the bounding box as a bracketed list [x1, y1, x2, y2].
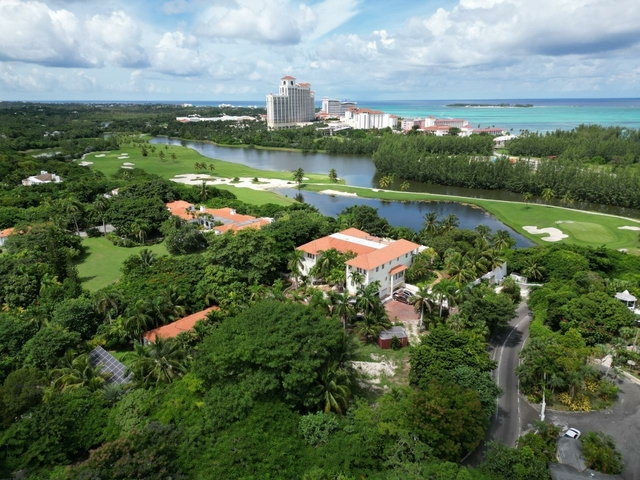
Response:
[281, 75, 296, 80]
[379, 326, 408, 341]
[143, 307, 218, 342]
[0, 227, 15, 238]
[346, 238, 419, 270]
[615, 290, 636, 302]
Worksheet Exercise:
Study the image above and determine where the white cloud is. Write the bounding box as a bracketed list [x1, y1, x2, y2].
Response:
[0, 1, 148, 68]
[197, 0, 359, 45]
[153, 31, 205, 76]
[0, 64, 98, 92]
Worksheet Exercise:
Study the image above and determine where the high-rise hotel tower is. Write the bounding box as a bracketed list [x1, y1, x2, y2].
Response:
[266, 76, 315, 129]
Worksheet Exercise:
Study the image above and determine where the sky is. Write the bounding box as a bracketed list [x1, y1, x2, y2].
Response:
[0, 0, 639, 101]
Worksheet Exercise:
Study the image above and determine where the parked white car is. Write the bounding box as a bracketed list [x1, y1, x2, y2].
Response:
[564, 427, 581, 439]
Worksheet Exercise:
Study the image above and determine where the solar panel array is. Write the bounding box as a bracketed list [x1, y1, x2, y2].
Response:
[89, 346, 132, 385]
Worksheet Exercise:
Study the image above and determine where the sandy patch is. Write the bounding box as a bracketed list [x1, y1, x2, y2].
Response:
[554, 220, 575, 224]
[319, 189, 358, 197]
[170, 174, 300, 191]
[95, 154, 105, 158]
[120, 166, 134, 170]
[619, 226, 640, 231]
[78, 161, 93, 166]
[122, 162, 135, 166]
[351, 360, 396, 384]
[523, 226, 568, 242]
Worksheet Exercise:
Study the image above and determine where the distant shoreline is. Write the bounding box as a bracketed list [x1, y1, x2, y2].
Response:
[446, 103, 534, 108]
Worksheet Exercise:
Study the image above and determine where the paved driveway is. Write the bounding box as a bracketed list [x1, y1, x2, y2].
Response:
[543, 376, 640, 480]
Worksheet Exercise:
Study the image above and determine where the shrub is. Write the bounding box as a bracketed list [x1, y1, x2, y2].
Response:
[86, 227, 102, 238]
[390, 336, 402, 350]
[581, 432, 624, 474]
[299, 412, 339, 447]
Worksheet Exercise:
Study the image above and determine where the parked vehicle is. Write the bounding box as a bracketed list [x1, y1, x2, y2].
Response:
[564, 427, 581, 439]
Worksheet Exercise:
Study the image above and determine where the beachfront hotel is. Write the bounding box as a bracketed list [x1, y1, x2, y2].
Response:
[341, 107, 398, 130]
[320, 97, 357, 117]
[266, 76, 315, 129]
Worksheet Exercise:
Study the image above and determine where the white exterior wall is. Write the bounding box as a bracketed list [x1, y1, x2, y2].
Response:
[342, 111, 397, 130]
[346, 249, 417, 297]
[267, 77, 315, 129]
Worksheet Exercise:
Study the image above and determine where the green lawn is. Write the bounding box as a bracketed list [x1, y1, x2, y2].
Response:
[212, 183, 295, 206]
[77, 237, 168, 291]
[303, 183, 640, 250]
[86, 143, 333, 183]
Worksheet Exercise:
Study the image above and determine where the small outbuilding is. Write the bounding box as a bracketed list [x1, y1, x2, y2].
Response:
[378, 326, 408, 349]
[615, 290, 636, 310]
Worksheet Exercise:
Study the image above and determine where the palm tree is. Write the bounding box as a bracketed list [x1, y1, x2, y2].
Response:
[355, 282, 384, 318]
[93, 197, 110, 235]
[158, 150, 165, 161]
[293, 167, 305, 188]
[95, 290, 122, 321]
[102, 383, 128, 405]
[522, 192, 533, 208]
[171, 152, 177, 161]
[130, 221, 149, 244]
[129, 337, 188, 387]
[329, 291, 353, 330]
[561, 191, 575, 207]
[288, 249, 305, 289]
[350, 271, 365, 288]
[474, 224, 492, 240]
[491, 230, 514, 251]
[400, 181, 410, 191]
[464, 249, 490, 275]
[353, 310, 391, 343]
[138, 248, 155, 267]
[124, 299, 155, 342]
[541, 187, 555, 205]
[522, 258, 544, 281]
[431, 278, 457, 317]
[328, 168, 339, 183]
[438, 214, 460, 234]
[61, 195, 83, 235]
[53, 352, 112, 392]
[422, 212, 439, 237]
[410, 284, 433, 330]
[318, 361, 352, 415]
[446, 252, 475, 284]
[310, 249, 341, 283]
[378, 175, 394, 189]
[194, 162, 201, 171]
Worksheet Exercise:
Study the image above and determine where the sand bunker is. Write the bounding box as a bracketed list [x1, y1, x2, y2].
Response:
[95, 154, 105, 158]
[120, 166, 134, 170]
[523, 226, 568, 242]
[170, 174, 300, 191]
[619, 226, 640, 231]
[319, 189, 358, 197]
[122, 162, 135, 166]
[555, 220, 575, 224]
[78, 161, 93, 166]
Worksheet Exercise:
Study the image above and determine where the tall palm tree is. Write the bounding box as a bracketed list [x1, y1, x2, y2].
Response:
[522, 192, 533, 208]
[52, 352, 112, 392]
[317, 361, 352, 415]
[541, 187, 555, 205]
[445, 252, 475, 284]
[287, 249, 305, 289]
[400, 181, 410, 192]
[124, 299, 155, 343]
[130, 337, 188, 387]
[93, 197, 110, 235]
[199, 181, 209, 201]
[431, 278, 457, 317]
[130, 221, 149, 244]
[350, 271, 365, 288]
[310, 249, 341, 283]
[561, 190, 575, 207]
[491, 230, 514, 251]
[353, 310, 391, 343]
[523, 258, 544, 281]
[464, 249, 490, 275]
[438, 214, 460, 234]
[95, 290, 122, 321]
[410, 284, 433, 330]
[474, 224, 492, 240]
[329, 291, 353, 330]
[378, 175, 394, 189]
[355, 282, 384, 318]
[61, 196, 83, 235]
[422, 212, 439, 237]
[161, 286, 186, 320]
[328, 168, 339, 183]
[208, 163, 215, 172]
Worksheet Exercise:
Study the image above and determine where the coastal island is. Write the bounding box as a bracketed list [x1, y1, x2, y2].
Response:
[446, 103, 534, 108]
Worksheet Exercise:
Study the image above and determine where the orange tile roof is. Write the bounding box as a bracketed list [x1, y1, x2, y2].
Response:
[166, 200, 195, 220]
[297, 236, 376, 256]
[143, 307, 219, 342]
[346, 239, 419, 270]
[281, 75, 295, 80]
[206, 207, 255, 223]
[389, 264, 408, 275]
[215, 218, 271, 234]
[0, 227, 15, 238]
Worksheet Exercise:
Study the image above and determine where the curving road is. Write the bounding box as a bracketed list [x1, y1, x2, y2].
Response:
[465, 299, 537, 465]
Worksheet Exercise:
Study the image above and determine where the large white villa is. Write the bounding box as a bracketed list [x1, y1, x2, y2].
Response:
[297, 228, 426, 297]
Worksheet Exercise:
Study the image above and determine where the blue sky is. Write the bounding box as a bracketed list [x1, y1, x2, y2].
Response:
[0, 0, 639, 101]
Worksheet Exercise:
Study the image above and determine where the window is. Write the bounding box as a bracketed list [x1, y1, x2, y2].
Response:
[405, 253, 408, 259]
[376, 267, 379, 272]
[381, 264, 385, 269]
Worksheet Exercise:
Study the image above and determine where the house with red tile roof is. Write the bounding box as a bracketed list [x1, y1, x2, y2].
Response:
[165, 201, 272, 234]
[143, 306, 219, 343]
[0, 227, 15, 247]
[297, 228, 426, 298]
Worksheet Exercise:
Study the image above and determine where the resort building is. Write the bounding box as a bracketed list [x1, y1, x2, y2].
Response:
[175, 114, 257, 123]
[320, 98, 357, 117]
[341, 107, 398, 130]
[22, 171, 62, 186]
[143, 307, 218, 343]
[266, 76, 316, 129]
[165, 200, 272, 234]
[297, 228, 425, 298]
[434, 118, 469, 129]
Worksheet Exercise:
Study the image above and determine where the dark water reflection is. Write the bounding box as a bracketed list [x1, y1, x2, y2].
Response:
[150, 136, 640, 221]
[276, 189, 534, 248]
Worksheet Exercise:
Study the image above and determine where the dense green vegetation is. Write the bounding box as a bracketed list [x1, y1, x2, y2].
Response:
[512, 244, 640, 410]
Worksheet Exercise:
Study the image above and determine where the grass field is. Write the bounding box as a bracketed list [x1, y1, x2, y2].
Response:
[77, 237, 168, 291]
[302, 183, 640, 250]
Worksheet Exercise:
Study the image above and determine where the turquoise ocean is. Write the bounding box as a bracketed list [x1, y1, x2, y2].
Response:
[191, 98, 640, 133]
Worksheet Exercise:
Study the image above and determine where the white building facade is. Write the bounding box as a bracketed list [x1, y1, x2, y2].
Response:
[321, 98, 357, 117]
[341, 108, 398, 130]
[266, 76, 315, 129]
[297, 228, 424, 298]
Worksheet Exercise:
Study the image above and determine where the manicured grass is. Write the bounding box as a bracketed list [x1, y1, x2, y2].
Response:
[85, 143, 333, 183]
[302, 183, 640, 250]
[77, 237, 168, 291]
[212, 184, 295, 206]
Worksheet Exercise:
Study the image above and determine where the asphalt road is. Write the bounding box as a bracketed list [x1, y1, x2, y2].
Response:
[465, 299, 537, 465]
